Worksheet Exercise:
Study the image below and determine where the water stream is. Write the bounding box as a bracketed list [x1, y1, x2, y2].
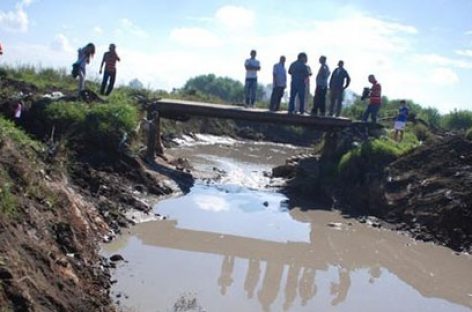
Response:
[102, 135, 472, 312]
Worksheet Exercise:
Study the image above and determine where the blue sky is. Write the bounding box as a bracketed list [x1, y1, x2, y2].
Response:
[1, 0, 471, 113]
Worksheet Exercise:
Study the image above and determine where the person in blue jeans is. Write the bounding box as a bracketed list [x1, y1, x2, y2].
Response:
[288, 52, 310, 114]
[244, 50, 261, 107]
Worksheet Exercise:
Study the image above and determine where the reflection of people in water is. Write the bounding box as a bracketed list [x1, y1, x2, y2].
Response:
[330, 267, 351, 306]
[258, 261, 284, 312]
[299, 267, 317, 306]
[218, 255, 235, 295]
[283, 263, 301, 311]
[244, 258, 261, 299]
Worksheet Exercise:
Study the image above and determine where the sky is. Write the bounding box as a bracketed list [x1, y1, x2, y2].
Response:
[1, 0, 471, 113]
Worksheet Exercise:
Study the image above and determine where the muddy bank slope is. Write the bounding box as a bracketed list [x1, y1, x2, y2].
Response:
[279, 134, 472, 252]
[0, 121, 192, 311]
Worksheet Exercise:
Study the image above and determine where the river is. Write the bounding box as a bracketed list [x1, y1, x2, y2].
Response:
[102, 135, 472, 312]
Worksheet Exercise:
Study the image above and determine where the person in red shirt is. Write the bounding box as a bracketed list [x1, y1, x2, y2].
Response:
[0, 42, 3, 56]
[99, 43, 121, 96]
[362, 74, 382, 123]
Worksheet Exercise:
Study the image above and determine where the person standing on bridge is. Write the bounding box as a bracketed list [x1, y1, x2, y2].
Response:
[362, 74, 382, 123]
[311, 55, 331, 116]
[288, 52, 311, 114]
[269, 55, 287, 112]
[99, 43, 121, 96]
[244, 50, 261, 108]
[328, 60, 351, 117]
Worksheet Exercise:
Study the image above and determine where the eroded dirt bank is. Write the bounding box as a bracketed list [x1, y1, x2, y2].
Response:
[0, 131, 193, 311]
[277, 134, 472, 252]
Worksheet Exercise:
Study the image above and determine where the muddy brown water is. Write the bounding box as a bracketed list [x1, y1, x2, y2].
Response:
[102, 135, 472, 312]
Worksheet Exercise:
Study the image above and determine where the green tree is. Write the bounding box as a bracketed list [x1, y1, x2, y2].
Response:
[183, 74, 266, 104]
[441, 110, 472, 130]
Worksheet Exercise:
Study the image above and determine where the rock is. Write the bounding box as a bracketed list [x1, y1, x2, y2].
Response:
[272, 164, 296, 178]
[263, 201, 269, 207]
[110, 254, 124, 262]
[0, 267, 13, 280]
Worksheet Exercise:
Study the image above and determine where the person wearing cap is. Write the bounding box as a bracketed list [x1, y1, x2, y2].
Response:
[393, 100, 408, 141]
[99, 43, 121, 96]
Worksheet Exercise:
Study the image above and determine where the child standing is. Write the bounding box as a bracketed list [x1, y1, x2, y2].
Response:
[394, 100, 409, 142]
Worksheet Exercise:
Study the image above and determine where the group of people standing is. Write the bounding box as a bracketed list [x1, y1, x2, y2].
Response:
[243, 50, 383, 123]
[73, 43, 121, 97]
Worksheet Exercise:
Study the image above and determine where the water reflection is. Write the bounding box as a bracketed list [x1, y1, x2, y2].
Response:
[124, 213, 472, 312]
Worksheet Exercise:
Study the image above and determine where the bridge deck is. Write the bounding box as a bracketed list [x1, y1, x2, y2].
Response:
[156, 99, 352, 130]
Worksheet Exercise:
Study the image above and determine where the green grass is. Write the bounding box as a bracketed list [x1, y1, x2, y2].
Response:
[338, 135, 419, 176]
[3, 65, 78, 92]
[0, 169, 17, 217]
[0, 117, 42, 151]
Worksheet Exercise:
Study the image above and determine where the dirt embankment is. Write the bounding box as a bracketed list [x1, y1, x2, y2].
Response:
[0, 126, 193, 310]
[277, 133, 472, 252]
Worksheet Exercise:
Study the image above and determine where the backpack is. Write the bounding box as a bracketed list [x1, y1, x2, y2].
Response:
[71, 62, 80, 78]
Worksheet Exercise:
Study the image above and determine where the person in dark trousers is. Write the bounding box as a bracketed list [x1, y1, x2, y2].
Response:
[76, 43, 96, 96]
[244, 50, 261, 107]
[288, 52, 310, 114]
[269, 55, 287, 111]
[311, 55, 330, 116]
[362, 74, 382, 123]
[99, 43, 121, 96]
[328, 60, 351, 117]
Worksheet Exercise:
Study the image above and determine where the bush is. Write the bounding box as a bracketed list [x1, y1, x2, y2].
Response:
[0, 116, 41, 151]
[409, 123, 433, 142]
[442, 110, 472, 131]
[44, 101, 87, 135]
[83, 102, 138, 147]
[466, 128, 472, 141]
[338, 136, 418, 181]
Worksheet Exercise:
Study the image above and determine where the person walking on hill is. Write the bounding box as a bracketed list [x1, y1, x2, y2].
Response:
[288, 52, 311, 114]
[328, 60, 351, 117]
[269, 56, 287, 112]
[0, 42, 3, 56]
[244, 50, 261, 108]
[362, 74, 382, 123]
[311, 55, 330, 116]
[393, 100, 408, 141]
[75, 43, 96, 96]
[99, 43, 121, 96]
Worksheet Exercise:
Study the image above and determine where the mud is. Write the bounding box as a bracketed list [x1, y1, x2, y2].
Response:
[281, 134, 472, 252]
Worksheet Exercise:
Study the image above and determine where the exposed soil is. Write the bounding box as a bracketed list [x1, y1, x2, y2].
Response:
[0, 94, 194, 312]
[277, 133, 472, 252]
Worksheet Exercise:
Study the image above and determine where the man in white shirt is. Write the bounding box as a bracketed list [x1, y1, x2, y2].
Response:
[269, 55, 286, 111]
[244, 50, 261, 108]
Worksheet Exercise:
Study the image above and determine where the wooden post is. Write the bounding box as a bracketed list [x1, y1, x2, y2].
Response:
[146, 111, 157, 162]
[155, 111, 164, 156]
[146, 102, 165, 162]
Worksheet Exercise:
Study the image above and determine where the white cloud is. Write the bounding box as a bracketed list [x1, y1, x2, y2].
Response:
[170, 27, 221, 48]
[455, 49, 472, 58]
[466, 30, 472, 35]
[0, 3, 29, 32]
[215, 6, 255, 31]
[416, 53, 472, 69]
[93, 26, 103, 35]
[430, 68, 460, 86]
[50, 34, 73, 52]
[119, 18, 148, 38]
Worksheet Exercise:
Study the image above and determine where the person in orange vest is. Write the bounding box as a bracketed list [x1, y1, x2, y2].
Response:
[362, 74, 382, 123]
